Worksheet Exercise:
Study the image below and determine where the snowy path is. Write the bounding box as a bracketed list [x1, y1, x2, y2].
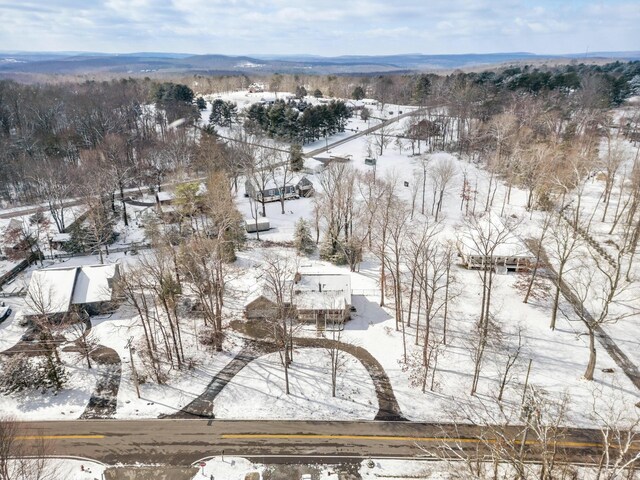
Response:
[167, 345, 265, 419]
[79, 346, 122, 419]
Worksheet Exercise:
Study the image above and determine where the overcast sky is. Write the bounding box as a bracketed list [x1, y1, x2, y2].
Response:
[0, 0, 638, 56]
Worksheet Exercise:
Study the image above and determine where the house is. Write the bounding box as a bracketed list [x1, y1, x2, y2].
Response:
[294, 176, 314, 197]
[244, 179, 298, 203]
[293, 273, 352, 329]
[248, 83, 265, 93]
[244, 272, 352, 330]
[26, 263, 121, 317]
[457, 219, 534, 273]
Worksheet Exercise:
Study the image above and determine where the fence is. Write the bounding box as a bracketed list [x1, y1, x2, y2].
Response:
[42, 242, 153, 261]
[0, 252, 39, 290]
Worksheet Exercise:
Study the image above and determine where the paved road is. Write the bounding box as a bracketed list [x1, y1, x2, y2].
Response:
[0, 177, 207, 220]
[17, 419, 619, 466]
[304, 108, 426, 159]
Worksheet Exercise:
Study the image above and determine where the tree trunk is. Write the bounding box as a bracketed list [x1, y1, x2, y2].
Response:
[584, 327, 597, 381]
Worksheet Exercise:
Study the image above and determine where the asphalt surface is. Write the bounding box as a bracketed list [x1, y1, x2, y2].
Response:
[17, 419, 619, 466]
[304, 108, 427, 159]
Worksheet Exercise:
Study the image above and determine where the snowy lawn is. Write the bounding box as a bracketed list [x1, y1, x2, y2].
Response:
[191, 456, 262, 480]
[0, 350, 100, 420]
[6, 458, 106, 480]
[213, 348, 378, 420]
[89, 305, 245, 419]
[341, 267, 638, 428]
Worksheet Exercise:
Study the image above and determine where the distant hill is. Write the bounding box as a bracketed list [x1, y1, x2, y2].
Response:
[0, 51, 638, 76]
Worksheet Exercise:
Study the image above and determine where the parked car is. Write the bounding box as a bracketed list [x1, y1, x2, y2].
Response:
[0, 303, 12, 323]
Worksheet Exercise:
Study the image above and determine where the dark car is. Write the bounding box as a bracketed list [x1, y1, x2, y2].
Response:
[0, 306, 12, 323]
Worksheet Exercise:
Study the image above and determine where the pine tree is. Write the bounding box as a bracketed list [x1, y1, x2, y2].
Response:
[352, 86, 365, 100]
[289, 144, 304, 172]
[294, 219, 316, 255]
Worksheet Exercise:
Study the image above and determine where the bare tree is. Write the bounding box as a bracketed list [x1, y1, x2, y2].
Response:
[262, 253, 300, 395]
[590, 386, 640, 479]
[430, 157, 457, 221]
[425, 388, 573, 480]
[460, 214, 519, 395]
[548, 213, 583, 330]
[569, 245, 638, 380]
[325, 324, 347, 398]
[0, 415, 58, 480]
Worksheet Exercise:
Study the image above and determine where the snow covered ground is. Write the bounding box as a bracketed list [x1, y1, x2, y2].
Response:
[6, 458, 106, 480]
[213, 348, 378, 420]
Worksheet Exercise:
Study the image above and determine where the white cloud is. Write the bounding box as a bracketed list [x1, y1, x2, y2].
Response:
[0, 0, 636, 55]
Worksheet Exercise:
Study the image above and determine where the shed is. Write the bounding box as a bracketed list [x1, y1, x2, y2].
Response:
[295, 176, 314, 197]
[50, 232, 72, 250]
[245, 218, 270, 233]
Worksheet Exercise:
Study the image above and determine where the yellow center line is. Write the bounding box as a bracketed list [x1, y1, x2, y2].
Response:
[221, 434, 605, 449]
[17, 435, 105, 440]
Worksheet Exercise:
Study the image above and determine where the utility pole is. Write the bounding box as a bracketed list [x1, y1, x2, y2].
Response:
[126, 336, 140, 399]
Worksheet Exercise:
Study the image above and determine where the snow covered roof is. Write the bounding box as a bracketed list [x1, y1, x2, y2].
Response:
[245, 218, 270, 227]
[50, 233, 71, 243]
[26, 264, 120, 315]
[71, 264, 119, 305]
[293, 274, 351, 310]
[26, 267, 78, 315]
[157, 191, 175, 203]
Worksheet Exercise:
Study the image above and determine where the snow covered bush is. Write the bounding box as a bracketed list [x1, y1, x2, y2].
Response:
[293, 219, 315, 255]
[0, 354, 67, 394]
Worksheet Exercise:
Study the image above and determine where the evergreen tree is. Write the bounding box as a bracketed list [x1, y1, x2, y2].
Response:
[295, 85, 307, 98]
[210, 99, 237, 127]
[351, 85, 366, 100]
[294, 219, 315, 255]
[313, 89, 323, 98]
[289, 144, 304, 172]
[196, 97, 207, 110]
[413, 74, 431, 104]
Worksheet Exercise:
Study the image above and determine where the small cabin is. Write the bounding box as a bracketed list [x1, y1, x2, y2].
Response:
[49, 233, 72, 251]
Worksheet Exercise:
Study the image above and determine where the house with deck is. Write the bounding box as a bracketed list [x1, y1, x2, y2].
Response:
[244, 272, 352, 330]
[457, 218, 534, 273]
